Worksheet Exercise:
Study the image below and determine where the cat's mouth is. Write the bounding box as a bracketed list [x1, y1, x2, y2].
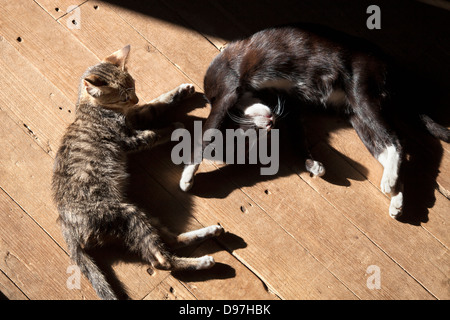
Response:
[229, 96, 285, 131]
[227, 112, 275, 131]
[255, 114, 275, 131]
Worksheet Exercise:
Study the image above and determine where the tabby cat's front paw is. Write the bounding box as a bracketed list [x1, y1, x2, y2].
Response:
[174, 83, 195, 102]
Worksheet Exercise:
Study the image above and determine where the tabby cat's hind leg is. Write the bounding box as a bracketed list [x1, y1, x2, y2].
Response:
[121, 204, 219, 271]
[164, 225, 224, 249]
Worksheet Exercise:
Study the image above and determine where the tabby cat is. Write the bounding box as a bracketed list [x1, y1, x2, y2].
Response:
[179, 25, 449, 219]
[52, 46, 223, 300]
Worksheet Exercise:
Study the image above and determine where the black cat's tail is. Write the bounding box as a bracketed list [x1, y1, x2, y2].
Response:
[420, 114, 450, 143]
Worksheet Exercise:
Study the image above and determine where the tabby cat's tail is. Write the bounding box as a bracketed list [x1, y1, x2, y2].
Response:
[420, 114, 450, 143]
[71, 244, 117, 300]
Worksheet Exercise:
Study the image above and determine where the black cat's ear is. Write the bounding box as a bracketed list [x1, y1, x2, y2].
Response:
[102, 45, 130, 70]
[83, 74, 107, 97]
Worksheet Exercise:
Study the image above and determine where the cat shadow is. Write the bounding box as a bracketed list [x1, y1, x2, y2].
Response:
[395, 121, 444, 225]
[87, 232, 245, 299]
[172, 263, 236, 283]
[187, 95, 445, 226]
[186, 94, 368, 200]
[296, 107, 446, 226]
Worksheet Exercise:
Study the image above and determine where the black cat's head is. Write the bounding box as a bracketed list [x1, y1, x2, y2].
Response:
[80, 45, 139, 109]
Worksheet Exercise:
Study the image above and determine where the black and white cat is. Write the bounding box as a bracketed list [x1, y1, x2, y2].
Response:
[179, 25, 449, 219]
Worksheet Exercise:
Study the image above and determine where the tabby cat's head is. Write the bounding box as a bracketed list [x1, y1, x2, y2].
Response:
[81, 45, 139, 109]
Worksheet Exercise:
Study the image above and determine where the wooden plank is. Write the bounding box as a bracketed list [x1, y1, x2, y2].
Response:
[144, 240, 279, 300]
[0, 41, 71, 158]
[0, 8, 277, 300]
[222, 162, 434, 299]
[0, 270, 28, 300]
[143, 276, 196, 300]
[169, 241, 279, 300]
[0, 108, 62, 242]
[298, 142, 449, 299]
[101, 0, 446, 300]
[134, 149, 356, 299]
[7, 0, 442, 300]
[52, 1, 355, 298]
[305, 115, 449, 246]
[426, 191, 450, 247]
[56, 1, 193, 101]
[107, 0, 219, 88]
[126, 154, 279, 300]
[0, 40, 171, 299]
[160, 0, 248, 50]
[0, 187, 98, 299]
[0, 47, 194, 299]
[1, 0, 98, 102]
[34, 0, 87, 20]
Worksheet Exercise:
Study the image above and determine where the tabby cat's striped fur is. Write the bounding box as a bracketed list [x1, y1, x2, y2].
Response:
[52, 46, 223, 300]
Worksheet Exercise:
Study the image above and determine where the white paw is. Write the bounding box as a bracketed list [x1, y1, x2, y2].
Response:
[306, 160, 325, 177]
[179, 164, 198, 192]
[378, 146, 400, 194]
[380, 170, 398, 194]
[176, 83, 195, 100]
[198, 255, 215, 270]
[179, 174, 194, 192]
[208, 225, 224, 237]
[389, 192, 403, 219]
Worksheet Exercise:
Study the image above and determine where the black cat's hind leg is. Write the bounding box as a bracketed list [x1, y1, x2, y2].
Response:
[349, 113, 404, 218]
[286, 112, 325, 177]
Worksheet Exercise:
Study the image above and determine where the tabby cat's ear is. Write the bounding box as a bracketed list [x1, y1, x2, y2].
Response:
[83, 74, 107, 97]
[102, 45, 131, 70]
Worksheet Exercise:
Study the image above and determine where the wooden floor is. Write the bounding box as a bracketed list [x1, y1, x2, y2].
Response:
[0, 0, 449, 300]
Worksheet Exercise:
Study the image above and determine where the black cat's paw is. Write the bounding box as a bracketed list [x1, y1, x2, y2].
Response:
[389, 192, 403, 219]
[305, 159, 326, 177]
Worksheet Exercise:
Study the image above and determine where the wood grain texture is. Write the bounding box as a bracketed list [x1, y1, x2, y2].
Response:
[0, 0, 448, 300]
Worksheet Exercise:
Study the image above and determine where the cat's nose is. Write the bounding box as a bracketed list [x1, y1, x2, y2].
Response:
[131, 96, 139, 105]
[267, 118, 274, 131]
